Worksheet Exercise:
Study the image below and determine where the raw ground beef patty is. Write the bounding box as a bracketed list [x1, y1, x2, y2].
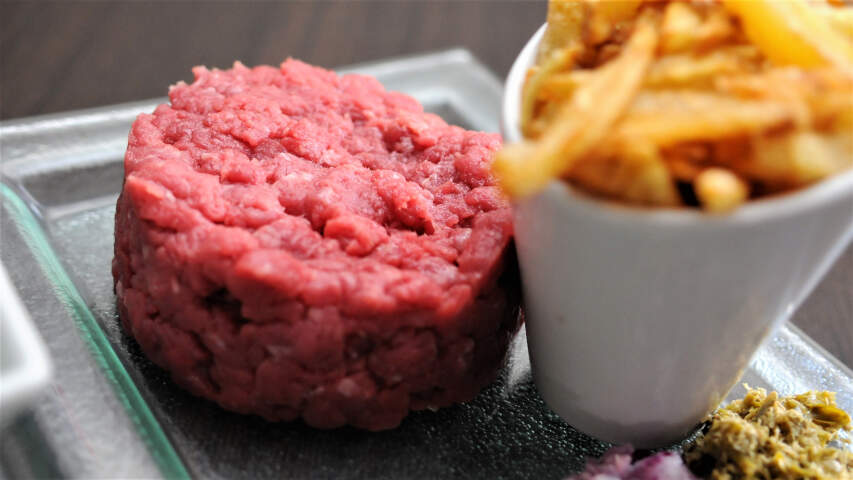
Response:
[112, 59, 522, 430]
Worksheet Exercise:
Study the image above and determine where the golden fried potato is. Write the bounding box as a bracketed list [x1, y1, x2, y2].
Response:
[570, 142, 681, 207]
[695, 168, 749, 212]
[816, 5, 853, 37]
[645, 47, 761, 88]
[743, 131, 849, 189]
[586, 0, 643, 45]
[497, 0, 853, 211]
[614, 92, 795, 146]
[494, 10, 659, 198]
[521, 47, 578, 137]
[660, 2, 703, 54]
[721, 0, 853, 74]
[537, 0, 586, 62]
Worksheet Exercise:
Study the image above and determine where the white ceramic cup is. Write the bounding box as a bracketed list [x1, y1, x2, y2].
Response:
[504, 25, 853, 447]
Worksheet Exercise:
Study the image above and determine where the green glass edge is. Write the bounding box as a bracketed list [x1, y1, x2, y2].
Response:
[1, 183, 190, 480]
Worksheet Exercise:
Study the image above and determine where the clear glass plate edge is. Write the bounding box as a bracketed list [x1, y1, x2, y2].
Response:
[0, 183, 191, 479]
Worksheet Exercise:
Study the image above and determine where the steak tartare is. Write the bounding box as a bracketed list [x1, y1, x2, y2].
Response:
[112, 60, 521, 430]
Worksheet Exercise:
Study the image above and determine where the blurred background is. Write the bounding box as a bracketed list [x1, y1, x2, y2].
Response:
[1, 1, 546, 118]
[1, 0, 850, 367]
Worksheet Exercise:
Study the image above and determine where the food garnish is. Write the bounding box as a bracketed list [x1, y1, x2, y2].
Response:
[567, 445, 696, 480]
[686, 386, 853, 479]
[567, 387, 852, 479]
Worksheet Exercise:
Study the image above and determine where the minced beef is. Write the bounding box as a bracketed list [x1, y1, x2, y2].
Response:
[112, 59, 521, 430]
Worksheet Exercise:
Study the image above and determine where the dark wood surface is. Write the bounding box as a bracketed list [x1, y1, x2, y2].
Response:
[2, 1, 851, 369]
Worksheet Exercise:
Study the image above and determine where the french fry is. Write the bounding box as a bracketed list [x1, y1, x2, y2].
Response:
[721, 0, 853, 75]
[613, 92, 793, 146]
[714, 68, 853, 128]
[494, 11, 659, 198]
[537, 70, 594, 100]
[741, 132, 847, 188]
[660, 2, 703, 54]
[618, 142, 681, 206]
[695, 168, 749, 212]
[663, 144, 714, 182]
[664, 157, 703, 183]
[826, 128, 853, 171]
[521, 47, 578, 137]
[645, 47, 761, 88]
[815, 6, 853, 37]
[524, 100, 564, 139]
[586, 0, 643, 45]
[538, 0, 587, 62]
[497, 0, 853, 211]
[568, 142, 680, 207]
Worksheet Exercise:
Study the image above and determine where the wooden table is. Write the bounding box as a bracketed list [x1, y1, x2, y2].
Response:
[2, 1, 851, 369]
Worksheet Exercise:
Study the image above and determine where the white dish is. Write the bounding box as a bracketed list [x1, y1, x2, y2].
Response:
[0, 262, 52, 426]
[504, 24, 853, 447]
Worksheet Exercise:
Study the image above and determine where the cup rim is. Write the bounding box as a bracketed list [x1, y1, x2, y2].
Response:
[503, 23, 853, 226]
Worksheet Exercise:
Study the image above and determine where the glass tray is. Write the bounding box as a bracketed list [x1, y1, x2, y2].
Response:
[1, 49, 851, 479]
